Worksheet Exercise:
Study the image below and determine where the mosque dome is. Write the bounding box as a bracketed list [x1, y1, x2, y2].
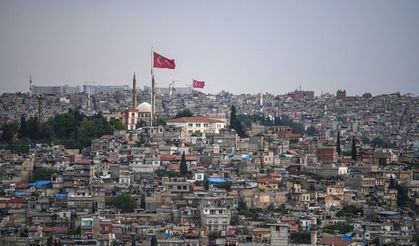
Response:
[136, 102, 151, 112]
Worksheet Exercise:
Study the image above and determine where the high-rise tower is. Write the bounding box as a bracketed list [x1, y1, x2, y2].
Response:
[132, 73, 137, 108]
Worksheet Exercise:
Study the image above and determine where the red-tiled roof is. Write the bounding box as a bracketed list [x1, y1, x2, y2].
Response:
[192, 186, 205, 192]
[104, 156, 118, 163]
[0, 197, 27, 204]
[16, 183, 30, 189]
[43, 226, 68, 233]
[257, 176, 278, 183]
[73, 159, 92, 165]
[100, 135, 113, 140]
[320, 237, 351, 246]
[166, 116, 225, 124]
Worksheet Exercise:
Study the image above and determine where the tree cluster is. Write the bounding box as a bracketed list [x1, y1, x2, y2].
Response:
[0, 109, 123, 152]
[322, 222, 353, 234]
[336, 205, 363, 217]
[174, 109, 193, 118]
[231, 109, 306, 136]
[109, 193, 137, 213]
[290, 232, 311, 244]
[229, 105, 247, 138]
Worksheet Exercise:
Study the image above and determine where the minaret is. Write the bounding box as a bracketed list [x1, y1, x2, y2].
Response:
[29, 75, 32, 98]
[260, 92, 263, 112]
[132, 73, 137, 108]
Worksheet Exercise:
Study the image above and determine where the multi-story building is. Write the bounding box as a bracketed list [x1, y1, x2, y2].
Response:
[32, 85, 81, 95]
[166, 116, 227, 135]
[83, 84, 129, 94]
[200, 205, 231, 232]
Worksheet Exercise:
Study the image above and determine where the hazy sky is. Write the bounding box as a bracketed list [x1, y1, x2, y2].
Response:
[1, 0, 419, 96]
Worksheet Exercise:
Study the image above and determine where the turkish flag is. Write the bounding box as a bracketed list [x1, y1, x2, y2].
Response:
[153, 52, 176, 69]
[192, 80, 205, 88]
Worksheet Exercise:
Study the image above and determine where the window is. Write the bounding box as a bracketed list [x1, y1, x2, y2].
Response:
[188, 123, 193, 127]
[204, 123, 209, 127]
[195, 123, 201, 127]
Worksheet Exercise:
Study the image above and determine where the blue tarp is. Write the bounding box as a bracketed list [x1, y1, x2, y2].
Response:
[227, 152, 234, 159]
[31, 180, 51, 189]
[14, 191, 31, 197]
[241, 154, 251, 161]
[164, 230, 172, 238]
[207, 177, 225, 184]
[342, 233, 352, 241]
[53, 192, 68, 199]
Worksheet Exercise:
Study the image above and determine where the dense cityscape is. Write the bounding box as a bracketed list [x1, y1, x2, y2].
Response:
[0, 79, 418, 245]
[1, 1, 419, 245]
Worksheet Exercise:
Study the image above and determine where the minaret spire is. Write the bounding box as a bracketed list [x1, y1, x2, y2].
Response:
[132, 73, 137, 108]
[29, 74, 32, 98]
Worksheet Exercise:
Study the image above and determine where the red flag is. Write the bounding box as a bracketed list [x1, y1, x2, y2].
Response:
[192, 80, 205, 88]
[153, 52, 176, 69]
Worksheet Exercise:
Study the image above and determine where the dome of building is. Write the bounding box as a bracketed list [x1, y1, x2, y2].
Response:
[136, 102, 151, 112]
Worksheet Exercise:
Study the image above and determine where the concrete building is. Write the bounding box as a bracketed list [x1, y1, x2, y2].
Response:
[166, 116, 227, 135]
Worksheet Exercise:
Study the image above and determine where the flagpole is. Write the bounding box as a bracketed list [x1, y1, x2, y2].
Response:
[150, 47, 154, 129]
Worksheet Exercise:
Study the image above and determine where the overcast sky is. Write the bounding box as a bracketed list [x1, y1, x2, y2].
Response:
[1, 0, 418, 96]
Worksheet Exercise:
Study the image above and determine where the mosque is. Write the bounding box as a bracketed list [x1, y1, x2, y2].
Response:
[104, 74, 152, 131]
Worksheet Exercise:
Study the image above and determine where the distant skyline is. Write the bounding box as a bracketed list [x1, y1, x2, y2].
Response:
[1, 0, 419, 96]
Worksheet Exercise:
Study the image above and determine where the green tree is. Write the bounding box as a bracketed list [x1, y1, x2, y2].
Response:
[19, 114, 28, 138]
[230, 213, 239, 225]
[140, 194, 146, 209]
[53, 112, 79, 138]
[136, 135, 145, 147]
[238, 197, 247, 211]
[179, 152, 188, 177]
[1, 121, 18, 143]
[150, 235, 158, 246]
[69, 226, 81, 235]
[396, 184, 411, 208]
[371, 136, 390, 148]
[109, 119, 126, 130]
[291, 122, 305, 134]
[337, 131, 341, 156]
[27, 117, 41, 140]
[110, 193, 137, 213]
[336, 205, 363, 217]
[290, 232, 311, 244]
[322, 222, 353, 234]
[229, 105, 237, 128]
[11, 137, 30, 154]
[174, 109, 193, 118]
[351, 136, 357, 161]
[217, 181, 232, 191]
[389, 176, 396, 189]
[0, 187, 6, 196]
[306, 126, 317, 136]
[204, 178, 209, 190]
[230, 105, 247, 138]
[33, 168, 57, 180]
